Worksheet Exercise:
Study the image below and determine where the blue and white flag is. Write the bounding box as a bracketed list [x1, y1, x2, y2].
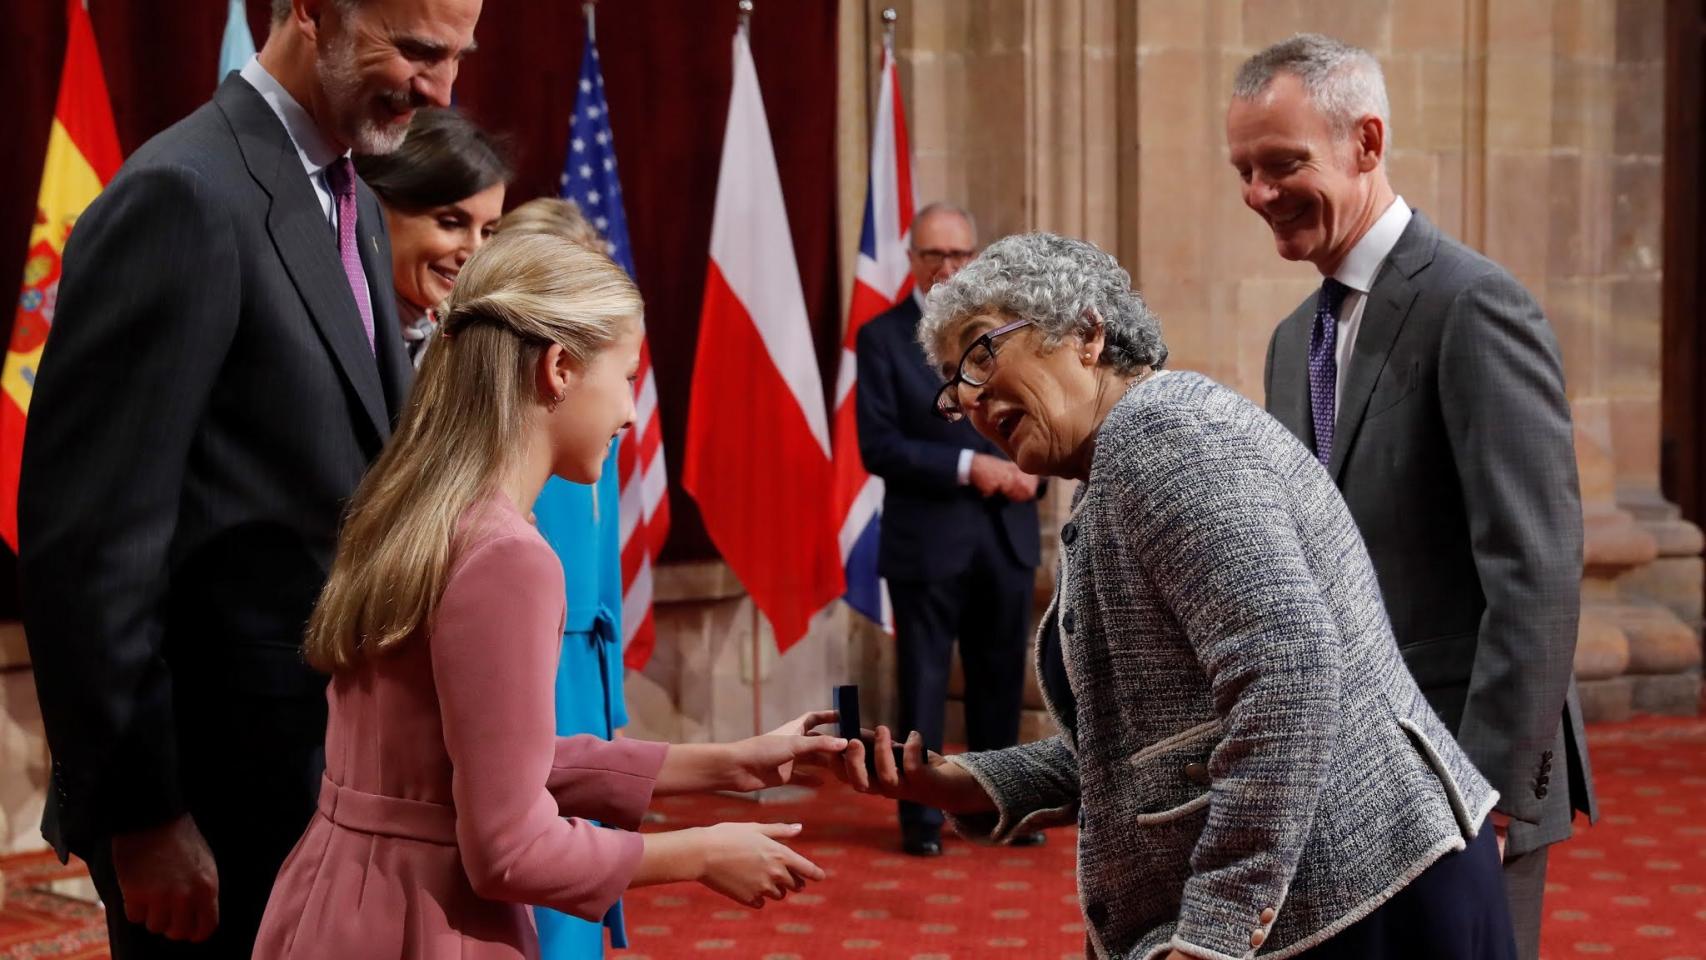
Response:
[217, 0, 255, 84]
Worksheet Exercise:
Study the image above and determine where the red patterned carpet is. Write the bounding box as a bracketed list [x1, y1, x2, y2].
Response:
[3, 717, 1703, 959]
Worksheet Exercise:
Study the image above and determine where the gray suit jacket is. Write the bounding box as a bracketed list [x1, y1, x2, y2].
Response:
[950, 372, 1496, 960]
[1263, 209, 1595, 855]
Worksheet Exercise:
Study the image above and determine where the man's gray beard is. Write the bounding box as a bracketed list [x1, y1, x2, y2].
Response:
[317, 34, 410, 156]
[354, 118, 409, 155]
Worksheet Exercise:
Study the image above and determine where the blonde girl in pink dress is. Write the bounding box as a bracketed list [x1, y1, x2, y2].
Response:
[254, 231, 846, 959]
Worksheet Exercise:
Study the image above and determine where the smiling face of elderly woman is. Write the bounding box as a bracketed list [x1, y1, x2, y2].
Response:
[939, 313, 1116, 478]
[923, 233, 1169, 482]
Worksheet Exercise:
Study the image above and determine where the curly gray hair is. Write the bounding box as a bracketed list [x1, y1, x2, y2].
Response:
[919, 232, 1167, 375]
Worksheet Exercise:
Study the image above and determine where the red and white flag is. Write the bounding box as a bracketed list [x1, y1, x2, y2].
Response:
[683, 22, 844, 652]
[831, 37, 914, 632]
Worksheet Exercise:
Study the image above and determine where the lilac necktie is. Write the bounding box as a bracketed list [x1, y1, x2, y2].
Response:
[324, 157, 375, 354]
[1308, 278, 1349, 466]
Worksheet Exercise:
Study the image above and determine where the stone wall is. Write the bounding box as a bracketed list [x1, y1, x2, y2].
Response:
[819, 0, 1700, 728]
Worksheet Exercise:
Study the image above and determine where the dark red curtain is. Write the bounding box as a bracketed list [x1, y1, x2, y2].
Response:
[0, 1, 843, 616]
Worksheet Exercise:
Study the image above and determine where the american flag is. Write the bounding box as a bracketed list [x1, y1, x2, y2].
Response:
[559, 32, 669, 669]
[831, 35, 914, 631]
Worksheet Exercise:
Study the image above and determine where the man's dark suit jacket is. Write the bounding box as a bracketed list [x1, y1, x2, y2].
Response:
[19, 76, 411, 871]
[855, 296, 1039, 580]
[1264, 209, 1595, 856]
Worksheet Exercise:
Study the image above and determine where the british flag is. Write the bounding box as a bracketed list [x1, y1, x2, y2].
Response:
[560, 33, 669, 668]
[831, 37, 914, 632]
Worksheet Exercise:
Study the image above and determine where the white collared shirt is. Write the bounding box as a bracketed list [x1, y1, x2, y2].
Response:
[240, 57, 345, 228]
[1326, 195, 1412, 416]
[239, 56, 375, 328]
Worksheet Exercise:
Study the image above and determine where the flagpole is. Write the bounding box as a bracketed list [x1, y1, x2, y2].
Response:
[740, 0, 763, 745]
[582, 0, 596, 42]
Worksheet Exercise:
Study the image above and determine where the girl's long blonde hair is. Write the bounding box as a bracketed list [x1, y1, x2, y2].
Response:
[305, 231, 642, 673]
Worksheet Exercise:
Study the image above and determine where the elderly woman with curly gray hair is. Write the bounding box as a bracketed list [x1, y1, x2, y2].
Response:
[838, 232, 1518, 960]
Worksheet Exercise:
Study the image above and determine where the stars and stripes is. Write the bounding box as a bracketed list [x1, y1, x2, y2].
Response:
[560, 32, 670, 669]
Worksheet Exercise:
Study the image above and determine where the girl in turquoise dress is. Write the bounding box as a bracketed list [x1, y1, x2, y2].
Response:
[533, 447, 631, 957]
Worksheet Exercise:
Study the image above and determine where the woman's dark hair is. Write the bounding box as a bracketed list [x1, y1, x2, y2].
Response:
[353, 108, 513, 212]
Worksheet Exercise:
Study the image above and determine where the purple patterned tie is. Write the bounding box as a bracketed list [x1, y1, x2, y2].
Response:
[1308, 278, 1349, 466]
[324, 157, 375, 353]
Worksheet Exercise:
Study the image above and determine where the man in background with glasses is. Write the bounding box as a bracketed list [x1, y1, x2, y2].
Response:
[854, 203, 1043, 857]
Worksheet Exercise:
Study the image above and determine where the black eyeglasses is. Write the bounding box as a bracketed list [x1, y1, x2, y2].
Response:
[933, 318, 1033, 422]
[912, 247, 976, 267]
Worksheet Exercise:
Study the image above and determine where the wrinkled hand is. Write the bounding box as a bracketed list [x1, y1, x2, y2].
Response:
[967, 453, 1011, 498]
[111, 814, 219, 942]
[835, 725, 991, 816]
[999, 469, 1039, 502]
[725, 710, 846, 791]
[695, 822, 825, 908]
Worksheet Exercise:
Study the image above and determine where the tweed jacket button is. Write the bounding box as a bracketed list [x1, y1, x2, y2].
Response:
[1260, 907, 1277, 924]
[1062, 610, 1076, 633]
[1250, 928, 1267, 947]
[1062, 522, 1078, 545]
[1184, 761, 1210, 786]
[1536, 784, 1549, 799]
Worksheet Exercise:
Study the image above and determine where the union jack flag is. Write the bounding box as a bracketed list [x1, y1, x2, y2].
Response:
[831, 35, 914, 631]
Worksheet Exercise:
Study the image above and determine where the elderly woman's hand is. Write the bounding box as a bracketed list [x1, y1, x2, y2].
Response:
[835, 726, 994, 814]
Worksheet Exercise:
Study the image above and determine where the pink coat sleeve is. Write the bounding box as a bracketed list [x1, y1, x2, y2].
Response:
[432, 532, 657, 920]
[548, 734, 668, 830]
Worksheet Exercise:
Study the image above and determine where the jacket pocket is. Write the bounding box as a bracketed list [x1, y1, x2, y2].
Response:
[1126, 718, 1222, 824]
[1364, 358, 1420, 420]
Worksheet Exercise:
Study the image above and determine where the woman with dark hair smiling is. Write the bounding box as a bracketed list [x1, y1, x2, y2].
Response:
[354, 106, 511, 366]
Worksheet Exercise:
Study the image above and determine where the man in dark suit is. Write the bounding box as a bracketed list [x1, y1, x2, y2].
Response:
[18, 1, 480, 955]
[1227, 35, 1594, 959]
[855, 203, 1041, 856]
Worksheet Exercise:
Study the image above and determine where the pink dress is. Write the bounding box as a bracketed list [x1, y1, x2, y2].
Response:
[254, 494, 668, 959]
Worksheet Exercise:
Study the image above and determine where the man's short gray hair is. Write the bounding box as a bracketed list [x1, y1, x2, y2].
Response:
[1233, 34, 1391, 140]
[910, 201, 978, 246]
[272, 0, 359, 23]
[919, 232, 1167, 376]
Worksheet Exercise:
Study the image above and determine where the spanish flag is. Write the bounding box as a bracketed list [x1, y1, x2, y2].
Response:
[1, 0, 122, 550]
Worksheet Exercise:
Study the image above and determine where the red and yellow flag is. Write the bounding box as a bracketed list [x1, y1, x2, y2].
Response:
[1, 0, 122, 549]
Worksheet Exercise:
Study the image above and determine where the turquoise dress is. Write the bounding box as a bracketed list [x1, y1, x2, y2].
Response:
[532, 441, 630, 957]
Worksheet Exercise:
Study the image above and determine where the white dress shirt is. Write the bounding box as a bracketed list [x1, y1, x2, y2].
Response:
[1326, 196, 1412, 416]
[238, 56, 375, 323]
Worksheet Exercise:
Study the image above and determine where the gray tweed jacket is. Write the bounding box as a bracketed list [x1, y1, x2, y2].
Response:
[948, 371, 1497, 960]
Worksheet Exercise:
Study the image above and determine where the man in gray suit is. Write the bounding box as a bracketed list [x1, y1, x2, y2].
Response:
[1225, 34, 1594, 959]
[19, 1, 479, 956]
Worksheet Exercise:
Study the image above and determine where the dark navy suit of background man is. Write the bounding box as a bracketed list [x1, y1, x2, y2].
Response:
[854, 204, 1041, 856]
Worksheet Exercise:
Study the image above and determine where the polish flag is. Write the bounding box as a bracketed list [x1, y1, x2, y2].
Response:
[682, 22, 844, 652]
